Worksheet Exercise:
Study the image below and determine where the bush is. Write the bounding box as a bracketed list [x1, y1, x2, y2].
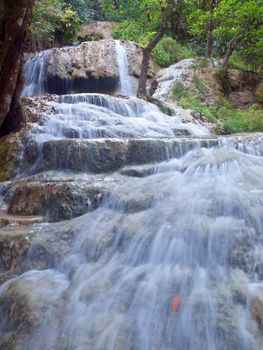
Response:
[224, 108, 263, 133]
[172, 80, 263, 134]
[180, 93, 217, 122]
[228, 53, 252, 71]
[152, 37, 195, 67]
[172, 82, 186, 100]
[112, 20, 144, 42]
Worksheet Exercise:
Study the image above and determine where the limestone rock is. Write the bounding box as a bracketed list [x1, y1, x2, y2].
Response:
[0, 270, 69, 349]
[4, 175, 115, 222]
[46, 40, 119, 95]
[0, 225, 36, 283]
[248, 284, 263, 328]
[0, 132, 23, 181]
[77, 21, 114, 41]
[42, 39, 158, 95]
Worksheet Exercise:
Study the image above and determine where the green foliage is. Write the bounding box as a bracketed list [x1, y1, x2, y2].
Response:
[228, 52, 252, 71]
[172, 81, 186, 100]
[112, 20, 145, 42]
[67, 0, 102, 22]
[160, 103, 171, 115]
[216, 68, 232, 95]
[192, 75, 205, 95]
[224, 107, 263, 133]
[214, 0, 263, 68]
[79, 33, 103, 42]
[29, 0, 80, 46]
[180, 93, 217, 122]
[185, 0, 263, 69]
[172, 79, 263, 133]
[191, 57, 210, 69]
[152, 37, 195, 66]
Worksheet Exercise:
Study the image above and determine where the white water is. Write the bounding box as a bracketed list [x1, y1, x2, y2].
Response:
[22, 50, 50, 96]
[26, 93, 209, 143]
[115, 40, 134, 96]
[1, 48, 263, 350]
[153, 58, 194, 100]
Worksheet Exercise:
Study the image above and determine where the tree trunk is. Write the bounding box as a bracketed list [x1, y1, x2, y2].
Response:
[222, 35, 240, 70]
[137, 49, 152, 98]
[137, 2, 177, 98]
[137, 27, 167, 98]
[206, 30, 214, 58]
[206, 0, 218, 58]
[0, 0, 34, 136]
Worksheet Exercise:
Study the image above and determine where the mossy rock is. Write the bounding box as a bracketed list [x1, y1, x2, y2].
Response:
[0, 133, 21, 181]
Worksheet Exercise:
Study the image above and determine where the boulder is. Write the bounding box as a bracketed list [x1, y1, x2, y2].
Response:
[22, 138, 219, 175]
[4, 174, 116, 222]
[121, 40, 157, 79]
[0, 132, 23, 181]
[0, 225, 36, 283]
[248, 284, 263, 328]
[77, 21, 114, 41]
[43, 39, 157, 95]
[0, 270, 69, 349]
[46, 40, 119, 95]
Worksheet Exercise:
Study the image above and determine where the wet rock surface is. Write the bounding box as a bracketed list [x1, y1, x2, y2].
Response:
[0, 226, 37, 284]
[1, 48, 263, 349]
[5, 177, 112, 222]
[0, 270, 69, 350]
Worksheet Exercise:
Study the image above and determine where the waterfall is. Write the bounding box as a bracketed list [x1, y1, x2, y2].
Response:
[115, 40, 134, 96]
[153, 58, 194, 100]
[1, 46, 263, 350]
[22, 50, 50, 96]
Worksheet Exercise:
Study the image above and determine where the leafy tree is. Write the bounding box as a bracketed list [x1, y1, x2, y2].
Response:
[187, 0, 221, 57]
[100, 0, 178, 97]
[214, 0, 263, 69]
[29, 0, 80, 49]
[65, 0, 104, 22]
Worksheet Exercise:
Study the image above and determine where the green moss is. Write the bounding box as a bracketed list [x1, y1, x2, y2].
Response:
[0, 136, 18, 181]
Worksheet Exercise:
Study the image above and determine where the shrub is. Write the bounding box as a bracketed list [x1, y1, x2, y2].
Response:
[112, 20, 143, 42]
[152, 37, 195, 67]
[172, 82, 186, 100]
[228, 53, 252, 71]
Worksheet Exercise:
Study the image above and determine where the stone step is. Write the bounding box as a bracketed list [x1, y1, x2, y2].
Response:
[3, 172, 124, 222]
[23, 137, 219, 175]
[0, 225, 38, 283]
[0, 214, 44, 227]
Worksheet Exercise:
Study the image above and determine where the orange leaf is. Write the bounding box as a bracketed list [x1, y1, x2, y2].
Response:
[170, 295, 181, 311]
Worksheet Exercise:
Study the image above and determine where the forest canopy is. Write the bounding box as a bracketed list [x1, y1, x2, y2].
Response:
[28, 0, 262, 69]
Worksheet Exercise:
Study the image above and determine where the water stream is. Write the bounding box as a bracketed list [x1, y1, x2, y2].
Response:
[22, 50, 50, 96]
[115, 40, 134, 96]
[1, 45, 263, 350]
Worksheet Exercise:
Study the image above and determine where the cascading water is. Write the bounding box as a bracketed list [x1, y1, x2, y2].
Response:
[22, 50, 50, 96]
[115, 40, 134, 96]
[1, 47, 263, 350]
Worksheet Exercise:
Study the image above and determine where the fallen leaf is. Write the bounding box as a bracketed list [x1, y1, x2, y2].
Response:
[170, 295, 181, 311]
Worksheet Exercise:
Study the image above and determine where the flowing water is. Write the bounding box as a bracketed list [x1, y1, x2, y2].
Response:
[1, 46, 263, 350]
[115, 40, 134, 96]
[22, 50, 50, 96]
